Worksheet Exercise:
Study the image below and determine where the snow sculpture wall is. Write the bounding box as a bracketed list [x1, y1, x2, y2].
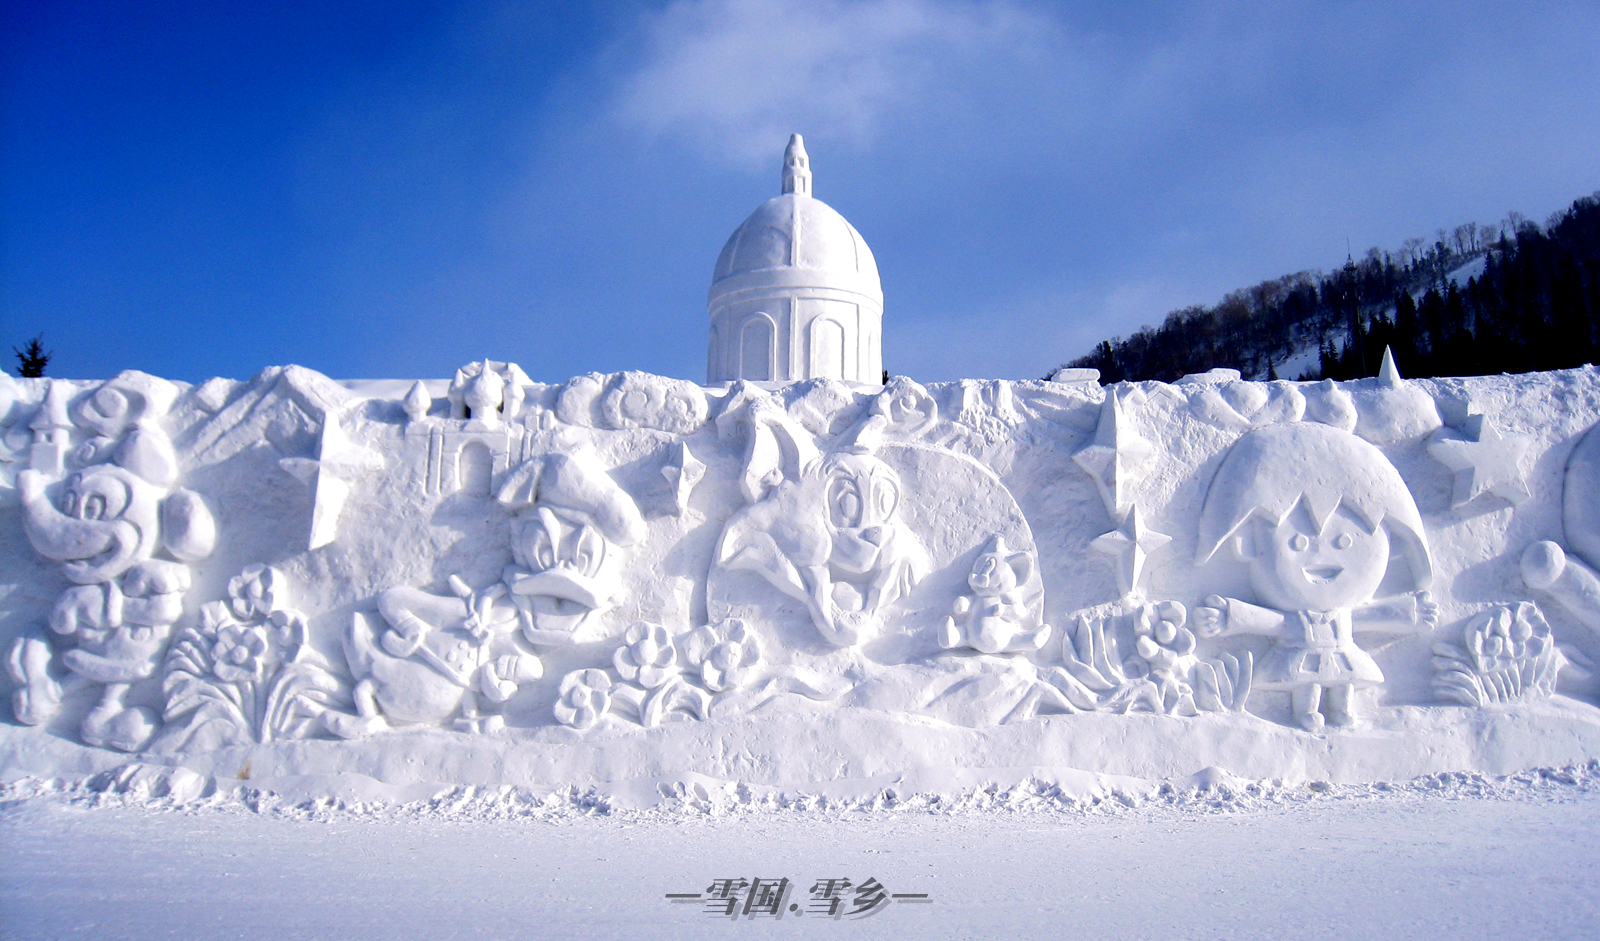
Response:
[4, 359, 1600, 798]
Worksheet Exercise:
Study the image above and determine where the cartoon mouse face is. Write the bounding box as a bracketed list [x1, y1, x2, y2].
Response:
[821, 453, 902, 575]
[1250, 504, 1390, 612]
[967, 546, 1020, 596]
[19, 466, 162, 585]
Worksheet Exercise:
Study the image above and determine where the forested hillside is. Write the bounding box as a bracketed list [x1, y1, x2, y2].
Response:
[1058, 192, 1600, 383]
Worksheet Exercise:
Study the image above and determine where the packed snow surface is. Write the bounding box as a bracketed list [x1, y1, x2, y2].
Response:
[3, 764, 1599, 940]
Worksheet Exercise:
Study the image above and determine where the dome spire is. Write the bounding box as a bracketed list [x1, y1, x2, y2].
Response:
[781, 133, 811, 197]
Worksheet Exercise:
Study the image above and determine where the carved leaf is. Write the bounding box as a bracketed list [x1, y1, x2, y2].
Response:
[1193, 661, 1224, 713]
[640, 677, 709, 727]
[163, 680, 245, 726]
[707, 677, 785, 720]
[607, 683, 646, 725]
[1002, 679, 1082, 723]
[766, 665, 851, 701]
[1044, 667, 1103, 711]
[1229, 650, 1253, 711]
[162, 635, 211, 684]
[1059, 657, 1115, 693]
[1062, 615, 1137, 692]
[1433, 669, 1485, 706]
[261, 661, 343, 742]
[162, 624, 255, 746]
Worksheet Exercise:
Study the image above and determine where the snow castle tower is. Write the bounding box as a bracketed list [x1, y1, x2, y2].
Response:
[707, 134, 884, 386]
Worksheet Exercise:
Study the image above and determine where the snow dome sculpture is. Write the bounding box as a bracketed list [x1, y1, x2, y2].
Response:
[707, 135, 884, 386]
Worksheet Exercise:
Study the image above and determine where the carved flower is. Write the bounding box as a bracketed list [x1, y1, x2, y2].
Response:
[1467, 603, 1550, 670]
[227, 564, 284, 622]
[196, 600, 234, 637]
[211, 623, 271, 683]
[267, 609, 307, 653]
[554, 668, 612, 730]
[684, 618, 762, 692]
[1130, 602, 1196, 675]
[1435, 602, 1565, 706]
[612, 621, 678, 689]
[880, 377, 937, 432]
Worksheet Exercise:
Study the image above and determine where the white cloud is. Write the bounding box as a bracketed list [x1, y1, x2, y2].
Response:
[607, 0, 1060, 163]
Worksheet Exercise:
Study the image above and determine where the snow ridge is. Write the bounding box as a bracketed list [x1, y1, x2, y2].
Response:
[4, 761, 1597, 826]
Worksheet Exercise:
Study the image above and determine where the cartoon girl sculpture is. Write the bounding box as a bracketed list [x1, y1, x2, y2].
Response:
[1192, 422, 1438, 731]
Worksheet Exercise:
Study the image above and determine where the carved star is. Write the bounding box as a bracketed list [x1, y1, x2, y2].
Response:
[280, 411, 384, 550]
[1073, 388, 1153, 519]
[661, 441, 706, 516]
[1426, 413, 1531, 508]
[1091, 504, 1172, 598]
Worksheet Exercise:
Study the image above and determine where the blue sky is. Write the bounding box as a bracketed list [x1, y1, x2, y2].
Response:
[4, 0, 1599, 384]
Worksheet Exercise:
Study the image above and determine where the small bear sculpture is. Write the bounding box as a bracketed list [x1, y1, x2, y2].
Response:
[938, 535, 1051, 654]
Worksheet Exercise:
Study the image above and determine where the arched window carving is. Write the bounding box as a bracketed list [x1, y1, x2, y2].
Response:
[740, 314, 776, 381]
[455, 440, 493, 497]
[810, 318, 847, 380]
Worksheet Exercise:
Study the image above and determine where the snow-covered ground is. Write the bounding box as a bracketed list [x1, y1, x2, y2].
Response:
[1268, 253, 1493, 380]
[1274, 342, 1322, 380]
[3, 765, 1599, 940]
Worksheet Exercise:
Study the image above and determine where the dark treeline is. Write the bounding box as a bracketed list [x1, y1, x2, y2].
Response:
[1059, 192, 1600, 383]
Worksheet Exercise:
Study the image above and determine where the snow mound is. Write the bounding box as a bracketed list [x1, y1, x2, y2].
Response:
[6, 760, 1597, 827]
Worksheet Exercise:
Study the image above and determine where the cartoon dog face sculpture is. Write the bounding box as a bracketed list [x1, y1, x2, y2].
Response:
[715, 393, 926, 647]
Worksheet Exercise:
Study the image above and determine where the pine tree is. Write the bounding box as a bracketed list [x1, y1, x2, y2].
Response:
[13, 334, 50, 378]
[1059, 192, 1600, 382]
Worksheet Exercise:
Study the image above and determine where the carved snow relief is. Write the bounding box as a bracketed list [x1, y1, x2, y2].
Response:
[712, 385, 927, 648]
[1091, 504, 1170, 600]
[1074, 386, 1152, 521]
[3, 132, 1594, 795]
[553, 668, 613, 730]
[12, 134, 1597, 793]
[1427, 413, 1531, 510]
[684, 617, 762, 692]
[1432, 602, 1581, 706]
[1052, 605, 1253, 717]
[3, 358, 1600, 794]
[556, 371, 708, 434]
[1192, 421, 1437, 731]
[661, 441, 705, 518]
[1350, 349, 1443, 445]
[7, 373, 216, 751]
[157, 565, 341, 751]
[280, 406, 383, 549]
[1522, 416, 1600, 642]
[497, 446, 647, 643]
[608, 621, 710, 728]
[939, 536, 1050, 654]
